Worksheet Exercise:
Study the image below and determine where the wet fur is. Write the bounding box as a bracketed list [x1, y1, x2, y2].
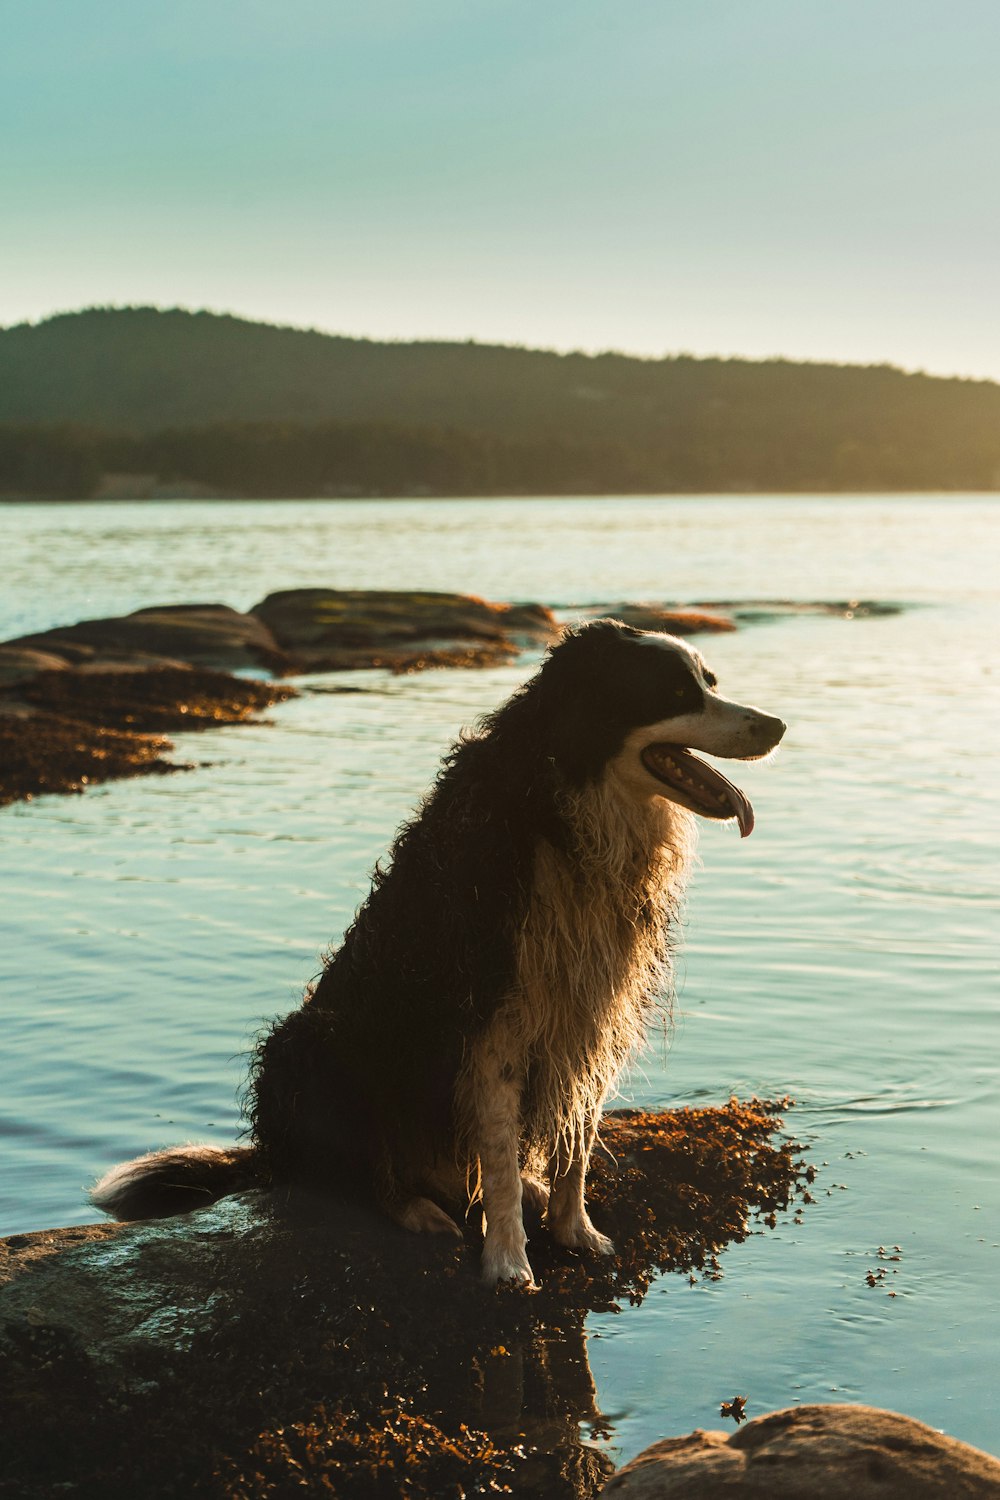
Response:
[471, 778, 691, 1172]
[92, 622, 736, 1282]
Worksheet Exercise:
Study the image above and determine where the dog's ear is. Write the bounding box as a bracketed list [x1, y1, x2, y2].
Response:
[535, 620, 640, 784]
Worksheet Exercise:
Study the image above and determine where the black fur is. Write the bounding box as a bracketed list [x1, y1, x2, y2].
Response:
[93, 620, 711, 1221]
[247, 621, 706, 1204]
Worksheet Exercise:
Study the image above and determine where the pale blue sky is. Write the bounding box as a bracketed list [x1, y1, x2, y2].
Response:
[3, 0, 999, 376]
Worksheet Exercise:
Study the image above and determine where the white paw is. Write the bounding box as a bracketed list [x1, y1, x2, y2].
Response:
[550, 1215, 616, 1257]
[481, 1240, 538, 1290]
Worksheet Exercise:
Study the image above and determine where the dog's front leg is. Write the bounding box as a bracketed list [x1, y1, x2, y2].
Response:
[476, 1044, 537, 1289]
[547, 1112, 615, 1257]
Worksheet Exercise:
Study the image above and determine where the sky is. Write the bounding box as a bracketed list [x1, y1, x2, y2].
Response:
[3, 0, 1000, 378]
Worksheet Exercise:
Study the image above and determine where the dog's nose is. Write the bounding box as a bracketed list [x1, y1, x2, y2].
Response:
[747, 711, 785, 750]
[761, 714, 786, 747]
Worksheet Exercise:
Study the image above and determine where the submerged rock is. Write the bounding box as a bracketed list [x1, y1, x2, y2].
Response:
[604, 1403, 1000, 1498]
[0, 1100, 810, 1498]
[17, 665, 295, 735]
[695, 598, 905, 621]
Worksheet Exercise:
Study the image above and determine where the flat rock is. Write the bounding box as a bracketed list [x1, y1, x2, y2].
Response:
[695, 598, 904, 621]
[251, 587, 559, 671]
[0, 644, 72, 684]
[6, 603, 290, 677]
[603, 1403, 1000, 1498]
[587, 604, 737, 634]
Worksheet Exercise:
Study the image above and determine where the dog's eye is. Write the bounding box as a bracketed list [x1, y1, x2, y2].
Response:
[703, 670, 717, 689]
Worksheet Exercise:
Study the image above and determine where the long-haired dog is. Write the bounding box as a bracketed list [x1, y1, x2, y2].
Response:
[92, 620, 785, 1287]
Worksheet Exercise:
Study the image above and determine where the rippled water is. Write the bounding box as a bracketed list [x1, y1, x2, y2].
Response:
[1, 496, 999, 1459]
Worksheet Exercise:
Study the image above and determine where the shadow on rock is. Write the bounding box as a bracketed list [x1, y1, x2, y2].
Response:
[0, 1100, 812, 1499]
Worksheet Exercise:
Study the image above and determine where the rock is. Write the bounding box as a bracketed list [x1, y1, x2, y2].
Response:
[0, 644, 71, 685]
[0, 592, 559, 698]
[251, 587, 559, 671]
[589, 604, 737, 635]
[695, 599, 904, 621]
[603, 1403, 1000, 1498]
[0, 668, 294, 806]
[5, 603, 291, 677]
[17, 665, 295, 734]
[0, 700, 180, 805]
[0, 1102, 809, 1498]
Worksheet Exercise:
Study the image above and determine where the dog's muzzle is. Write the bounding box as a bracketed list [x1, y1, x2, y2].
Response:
[640, 709, 786, 838]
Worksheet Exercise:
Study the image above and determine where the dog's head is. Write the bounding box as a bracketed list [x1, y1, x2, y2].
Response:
[536, 619, 785, 837]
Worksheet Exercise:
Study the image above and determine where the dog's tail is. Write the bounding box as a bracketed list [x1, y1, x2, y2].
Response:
[90, 1144, 259, 1221]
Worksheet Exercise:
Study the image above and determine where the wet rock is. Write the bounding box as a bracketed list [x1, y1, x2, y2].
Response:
[0, 698, 180, 805]
[0, 668, 294, 806]
[17, 665, 295, 735]
[251, 587, 559, 671]
[584, 604, 737, 634]
[6, 603, 291, 677]
[695, 598, 904, 621]
[603, 1403, 1000, 1497]
[0, 644, 72, 685]
[0, 1100, 810, 1499]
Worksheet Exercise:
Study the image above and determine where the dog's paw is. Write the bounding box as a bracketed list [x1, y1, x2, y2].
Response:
[481, 1242, 538, 1291]
[550, 1215, 616, 1257]
[519, 1173, 550, 1215]
[396, 1196, 463, 1238]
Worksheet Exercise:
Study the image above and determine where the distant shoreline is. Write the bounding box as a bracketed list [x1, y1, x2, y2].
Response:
[6, 310, 1000, 496]
[3, 488, 999, 504]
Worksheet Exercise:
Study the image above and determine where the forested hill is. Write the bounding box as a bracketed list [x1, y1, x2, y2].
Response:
[2, 306, 1000, 495]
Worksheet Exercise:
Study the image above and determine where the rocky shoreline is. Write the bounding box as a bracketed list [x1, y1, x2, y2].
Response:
[0, 588, 563, 806]
[0, 588, 897, 809]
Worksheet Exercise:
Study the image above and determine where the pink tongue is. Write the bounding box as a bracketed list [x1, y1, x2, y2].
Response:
[723, 780, 755, 839]
[697, 756, 754, 837]
[649, 747, 755, 837]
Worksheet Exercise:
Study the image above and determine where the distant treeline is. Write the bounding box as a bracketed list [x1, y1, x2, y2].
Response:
[0, 421, 649, 499]
[3, 408, 1000, 499]
[3, 307, 1000, 494]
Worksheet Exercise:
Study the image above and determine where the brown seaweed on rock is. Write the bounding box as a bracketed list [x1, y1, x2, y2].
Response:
[18, 665, 295, 734]
[0, 1100, 812, 1499]
[0, 700, 180, 805]
[0, 668, 295, 806]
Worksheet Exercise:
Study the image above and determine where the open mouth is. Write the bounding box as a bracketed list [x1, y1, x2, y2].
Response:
[640, 744, 755, 838]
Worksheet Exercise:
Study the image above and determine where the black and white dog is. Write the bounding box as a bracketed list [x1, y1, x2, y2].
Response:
[92, 620, 785, 1287]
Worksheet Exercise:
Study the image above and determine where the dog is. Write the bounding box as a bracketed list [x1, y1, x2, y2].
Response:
[91, 620, 785, 1287]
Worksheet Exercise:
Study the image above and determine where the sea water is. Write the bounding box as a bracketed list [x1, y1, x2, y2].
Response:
[1, 495, 998, 1459]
